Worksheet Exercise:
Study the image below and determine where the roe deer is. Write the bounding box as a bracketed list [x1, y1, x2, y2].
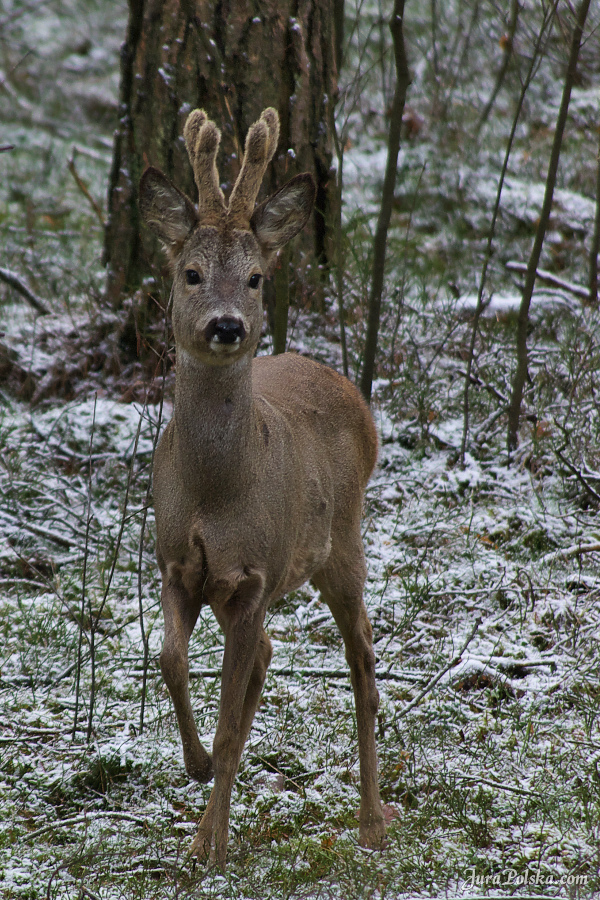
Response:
[139, 106, 386, 868]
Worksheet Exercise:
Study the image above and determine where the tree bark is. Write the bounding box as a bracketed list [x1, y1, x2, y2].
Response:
[359, 0, 410, 403]
[103, 0, 337, 308]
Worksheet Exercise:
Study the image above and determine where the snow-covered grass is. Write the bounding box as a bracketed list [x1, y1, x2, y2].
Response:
[1, 0, 600, 897]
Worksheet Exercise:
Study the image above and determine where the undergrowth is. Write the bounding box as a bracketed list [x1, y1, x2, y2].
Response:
[1, 0, 600, 898]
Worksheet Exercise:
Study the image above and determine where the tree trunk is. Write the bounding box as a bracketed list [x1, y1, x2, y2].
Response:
[506, 0, 592, 454]
[103, 0, 337, 308]
[359, 0, 410, 403]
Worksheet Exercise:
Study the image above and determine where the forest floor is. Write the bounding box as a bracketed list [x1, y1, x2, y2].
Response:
[1, 1, 600, 898]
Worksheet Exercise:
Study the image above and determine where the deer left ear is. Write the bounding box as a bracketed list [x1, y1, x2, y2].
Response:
[139, 167, 198, 254]
[250, 173, 316, 256]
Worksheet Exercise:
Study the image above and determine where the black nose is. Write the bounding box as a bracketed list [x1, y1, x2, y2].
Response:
[205, 316, 246, 345]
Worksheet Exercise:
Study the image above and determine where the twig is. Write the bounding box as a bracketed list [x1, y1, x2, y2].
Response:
[80, 888, 103, 900]
[138, 321, 169, 733]
[68, 150, 105, 227]
[25, 810, 148, 841]
[0, 508, 77, 549]
[554, 445, 600, 504]
[331, 116, 349, 377]
[0, 144, 14, 152]
[476, 0, 521, 134]
[0, 266, 50, 315]
[394, 617, 482, 721]
[73, 395, 97, 742]
[87, 406, 144, 742]
[454, 772, 537, 798]
[506, 259, 590, 301]
[455, 367, 509, 406]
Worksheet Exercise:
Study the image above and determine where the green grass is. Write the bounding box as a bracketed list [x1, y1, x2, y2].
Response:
[2, 0, 600, 897]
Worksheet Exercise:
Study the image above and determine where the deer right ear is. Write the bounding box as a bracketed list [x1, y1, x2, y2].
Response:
[250, 173, 316, 258]
[139, 167, 197, 253]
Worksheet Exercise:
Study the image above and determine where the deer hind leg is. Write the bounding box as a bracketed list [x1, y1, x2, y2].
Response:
[190, 623, 272, 863]
[312, 540, 386, 850]
[160, 580, 213, 783]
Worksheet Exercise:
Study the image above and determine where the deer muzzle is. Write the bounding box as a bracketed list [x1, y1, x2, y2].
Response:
[205, 316, 247, 346]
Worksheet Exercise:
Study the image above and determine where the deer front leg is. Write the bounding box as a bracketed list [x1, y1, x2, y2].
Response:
[160, 580, 213, 783]
[190, 624, 272, 862]
[200, 573, 267, 869]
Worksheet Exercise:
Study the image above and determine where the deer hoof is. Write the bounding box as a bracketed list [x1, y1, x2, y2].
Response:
[184, 748, 213, 784]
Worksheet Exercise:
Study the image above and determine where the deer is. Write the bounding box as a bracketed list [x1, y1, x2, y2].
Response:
[139, 106, 386, 869]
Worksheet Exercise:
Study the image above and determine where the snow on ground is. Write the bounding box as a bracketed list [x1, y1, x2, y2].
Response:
[1, 0, 600, 897]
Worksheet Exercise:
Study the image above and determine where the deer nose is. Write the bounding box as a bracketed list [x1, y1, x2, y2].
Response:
[205, 316, 246, 345]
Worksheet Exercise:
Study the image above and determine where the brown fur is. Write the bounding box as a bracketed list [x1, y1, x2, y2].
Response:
[139, 108, 386, 868]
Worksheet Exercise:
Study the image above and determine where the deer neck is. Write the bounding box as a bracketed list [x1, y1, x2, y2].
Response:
[173, 348, 260, 498]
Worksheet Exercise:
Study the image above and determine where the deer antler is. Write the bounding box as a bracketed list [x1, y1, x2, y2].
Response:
[183, 107, 280, 227]
[184, 109, 226, 222]
[228, 108, 280, 226]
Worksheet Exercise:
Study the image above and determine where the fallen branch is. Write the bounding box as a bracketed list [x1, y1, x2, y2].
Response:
[506, 259, 590, 301]
[0, 661, 78, 689]
[454, 772, 537, 798]
[0, 508, 78, 549]
[394, 617, 482, 721]
[185, 666, 425, 683]
[0, 266, 50, 315]
[25, 810, 147, 841]
[540, 541, 600, 565]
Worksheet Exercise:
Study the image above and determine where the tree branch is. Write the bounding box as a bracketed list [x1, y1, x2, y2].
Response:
[0, 267, 50, 315]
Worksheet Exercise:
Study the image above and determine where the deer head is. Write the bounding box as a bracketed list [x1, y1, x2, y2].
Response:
[139, 108, 315, 366]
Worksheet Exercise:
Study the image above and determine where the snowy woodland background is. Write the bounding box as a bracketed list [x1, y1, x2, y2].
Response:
[1, 1, 600, 897]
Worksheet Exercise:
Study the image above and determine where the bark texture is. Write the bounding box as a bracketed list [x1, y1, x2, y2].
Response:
[103, 0, 337, 307]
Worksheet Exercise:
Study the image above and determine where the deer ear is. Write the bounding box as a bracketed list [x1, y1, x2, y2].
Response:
[139, 167, 197, 252]
[250, 173, 315, 255]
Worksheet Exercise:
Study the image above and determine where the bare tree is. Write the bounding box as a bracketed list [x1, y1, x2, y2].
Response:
[359, 0, 410, 403]
[460, 1, 559, 466]
[507, 0, 592, 453]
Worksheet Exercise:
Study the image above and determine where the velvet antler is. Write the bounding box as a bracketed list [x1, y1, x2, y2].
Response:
[183, 107, 280, 227]
[228, 108, 280, 226]
[183, 109, 226, 223]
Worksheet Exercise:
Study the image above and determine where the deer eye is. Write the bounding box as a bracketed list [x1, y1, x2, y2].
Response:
[248, 273, 262, 289]
[185, 269, 201, 285]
